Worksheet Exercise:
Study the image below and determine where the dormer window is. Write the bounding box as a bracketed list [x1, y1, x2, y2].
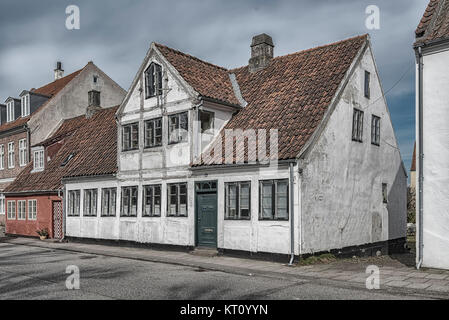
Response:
[33, 148, 44, 171]
[21, 94, 30, 117]
[144, 62, 162, 99]
[6, 101, 14, 122]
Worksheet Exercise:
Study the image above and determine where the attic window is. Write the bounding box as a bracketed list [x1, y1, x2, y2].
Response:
[199, 110, 214, 134]
[364, 71, 370, 99]
[33, 149, 44, 171]
[93, 75, 98, 84]
[21, 94, 30, 117]
[6, 101, 14, 122]
[61, 153, 75, 167]
[144, 63, 162, 98]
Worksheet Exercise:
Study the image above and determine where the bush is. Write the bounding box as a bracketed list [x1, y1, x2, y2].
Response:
[36, 228, 49, 237]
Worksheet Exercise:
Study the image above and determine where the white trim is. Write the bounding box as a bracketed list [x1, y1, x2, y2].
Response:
[7, 142, 14, 168]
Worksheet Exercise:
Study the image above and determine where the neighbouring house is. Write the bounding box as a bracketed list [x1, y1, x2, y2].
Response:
[65, 33, 407, 259]
[3, 106, 118, 239]
[414, 0, 449, 269]
[1, 61, 126, 236]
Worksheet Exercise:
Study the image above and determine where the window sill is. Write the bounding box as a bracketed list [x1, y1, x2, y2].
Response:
[121, 148, 139, 153]
[167, 141, 188, 146]
[371, 142, 380, 147]
[120, 215, 137, 218]
[143, 145, 163, 151]
[166, 215, 188, 218]
[258, 218, 289, 222]
[351, 139, 363, 143]
[100, 215, 116, 217]
[224, 218, 251, 221]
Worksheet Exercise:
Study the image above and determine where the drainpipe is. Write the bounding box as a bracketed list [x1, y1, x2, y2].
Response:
[288, 162, 295, 266]
[60, 187, 66, 242]
[417, 46, 424, 269]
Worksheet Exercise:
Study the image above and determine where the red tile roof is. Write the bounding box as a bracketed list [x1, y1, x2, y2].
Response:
[411, 142, 416, 172]
[4, 107, 118, 193]
[415, 0, 449, 45]
[155, 43, 241, 106]
[194, 34, 368, 166]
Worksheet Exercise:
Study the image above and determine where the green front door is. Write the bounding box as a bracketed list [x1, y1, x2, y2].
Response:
[196, 182, 218, 248]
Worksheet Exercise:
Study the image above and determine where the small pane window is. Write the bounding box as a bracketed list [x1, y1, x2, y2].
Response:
[364, 70, 370, 99]
[101, 188, 116, 217]
[7, 200, 16, 220]
[68, 190, 80, 216]
[143, 185, 161, 217]
[259, 179, 289, 220]
[225, 182, 251, 220]
[352, 108, 364, 142]
[371, 115, 381, 146]
[144, 118, 162, 148]
[121, 186, 138, 217]
[8, 142, 14, 168]
[199, 110, 214, 134]
[83, 189, 98, 217]
[382, 183, 388, 204]
[28, 200, 37, 220]
[145, 63, 162, 98]
[167, 183, 187, 217]
[19, 139, 27, 167]
[122, 123, 139, 151]
[17, 200, 26, 220]
[168, 112, 188, 144]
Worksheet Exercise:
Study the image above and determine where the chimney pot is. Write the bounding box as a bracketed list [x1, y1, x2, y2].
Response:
[54, 61, 64, 80]
[248, 33, 274, 73]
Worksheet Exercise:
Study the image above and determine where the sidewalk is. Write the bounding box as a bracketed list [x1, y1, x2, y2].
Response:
[2, 236, 449, 297]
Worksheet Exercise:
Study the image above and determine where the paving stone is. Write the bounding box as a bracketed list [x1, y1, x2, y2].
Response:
[406, 277, 431, 284]
[406, 272, 428, 278]
[425, 273, 448, 280]
[385, 280, 412, 288]
[427, 285, 449, 293]
[406, 283, 432, 290]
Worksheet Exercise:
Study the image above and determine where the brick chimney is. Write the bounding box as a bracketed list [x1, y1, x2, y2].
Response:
[248, 33, 274, 73]
[86, 90, 101, 118]
[54, 61, 64, 80]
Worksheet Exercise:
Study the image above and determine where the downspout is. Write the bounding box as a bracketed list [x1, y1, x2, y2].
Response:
[60, 187, 66, 242]
[288, 162, 295, 266]
[417, 46, 424, 269]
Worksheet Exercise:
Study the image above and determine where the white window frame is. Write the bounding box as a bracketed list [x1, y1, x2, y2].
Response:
[101, 188, 117, 217]
[19, 139, 27, 167]
[167, 183, 187, 217]
[0, 194, 5, 215]
[7, 200, 16, 220]
[68, 190, 80, 216]
[17, 200, 26, 220]
[21, 94, 30, 117]
[33, 148, 44, 171]
[83, 189, 98, 217]
[6, 101, 14, 122]
[28, 199, 37, 220]
[0, 145, 4, 170]
[8, 142, 14, 168]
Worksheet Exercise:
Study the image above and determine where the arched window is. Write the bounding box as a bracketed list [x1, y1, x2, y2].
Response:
[145, 62, 162, 98]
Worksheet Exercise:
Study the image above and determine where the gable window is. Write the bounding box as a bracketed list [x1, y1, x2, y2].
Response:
[259, 179, 288, 220]
[0, 145, 4, 170]
[364, 70, 370, 99]
[6, 101, 14, 122]
[143, 184, 161, 217]
[382, 183, 388, 204]
[17, 200, 26, 220]
[21, 94, 30, 117]
[8, 142, 14, 168]
[145, 63, 162, 98]
[68, 190, 80, 216]
[144, 118, 162, 148]
[371, 115, 381, 146]
[200, 110, 214, 134]
[121, 186, 138, 217]
[168, 112, 188, 144]
[352, 108, 364, 142]
[225, 182, 251, 220]
[0, 194, 4, 215]
[7, 200, 16, 220]
[28, 199, 37, 220]
[33, 149, 44, 170]
[122, 123, 139, 151]
[83, 189, 98, 217]
[19, 139, 27, 167]
[101, 188, 116, 217]
[167, 183, 187, 217]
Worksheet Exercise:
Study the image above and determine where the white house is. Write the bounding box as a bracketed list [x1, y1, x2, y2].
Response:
[65, 33, 407, 260]
[414, 0, 449, 270]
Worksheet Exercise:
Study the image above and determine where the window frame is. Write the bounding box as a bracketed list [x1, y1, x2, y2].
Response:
[142, 184, 162, 217]
[28, 199, 37, 220]
[67, 190, 80, 217]
[33, 149, 45, 171]
[6, 101, 14, 122]
[199, 110, 214, 134]
[7, 142, 14, 168]
[0, 145, 4, 170]
[382, 183, 388, 204]
[168, 112, 188, 145]
[258, 179, 289, 221]
[352, 108, 364, 143]
[83, 189, 98, 217]
[101, 188, 116, 217]
[21, 94, 30, 117]
[371, 115, 381, 146]
[121, 186, 138, 217]
[144, 117, 163, 148]
[144, 62, 163, 99]
[17, 200, 26, 220]
[0, 194, 4, 215]
[167, 183, 188, 217]
[122, 123, 139, 151]
[225, 181, 251, 220]
[19, 139, 27, 167]
[364, 70, 370, 99]
[7, 200, 16, 220]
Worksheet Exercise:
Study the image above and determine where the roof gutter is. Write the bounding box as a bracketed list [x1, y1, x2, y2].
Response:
[416, 45, 424, 270]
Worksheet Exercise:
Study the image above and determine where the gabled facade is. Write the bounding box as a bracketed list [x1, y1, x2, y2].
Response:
[0, 62, 126, 226]
[414, 0, 449, 270]
[65, 34, 406, 259]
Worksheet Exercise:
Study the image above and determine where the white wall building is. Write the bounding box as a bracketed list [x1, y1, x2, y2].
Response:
[65, 34, 407, 259]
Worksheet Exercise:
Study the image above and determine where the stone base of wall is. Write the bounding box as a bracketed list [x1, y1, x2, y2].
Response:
[0, 214, 5, 227]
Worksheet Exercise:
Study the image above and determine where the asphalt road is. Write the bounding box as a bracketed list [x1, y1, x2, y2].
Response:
[0, 242, 432, 300]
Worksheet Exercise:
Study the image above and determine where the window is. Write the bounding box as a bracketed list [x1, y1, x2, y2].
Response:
[83, 189, 98, 217]
[371, 115, 381, 146]
[382, 183, 388, 204]
[21, 94, 30, 117]
[28, 200, 37, 220]
[259, 179, 289, 220]
[8, 142, 14, 168]
[168, 112, 188, 144]
[199, 110, 214, 134]
[61, 153, 74, 167]
[122, 123, 139, 151]
[101, 188, 116, 217]
[143, 185, 161, 217]
[145, 63, 162, 98]
[19, 139, 27, 167]
[364, 70, 370, 99]
[93, 75, 98, 84]
[167, 183, 187, 217]
[144, 118, 162, 148]
[68, 190, 80, 216]
[33, 149, 44, 170]
[6, 101, 14, 122]
[7, 200, 16, 220]
[352, 108, 364, 142]
[0, 194, 4, 215]
[0, 145, 4, 170]
[17, 200, 26, 220]
[121, 186, 138, 217]
[225, 182, 251, 220]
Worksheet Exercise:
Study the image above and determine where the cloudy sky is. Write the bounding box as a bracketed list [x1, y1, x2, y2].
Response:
[0, 0, 428, 173]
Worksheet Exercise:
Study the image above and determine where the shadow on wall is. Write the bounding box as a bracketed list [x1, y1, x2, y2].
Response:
[387, 164, 408, 241]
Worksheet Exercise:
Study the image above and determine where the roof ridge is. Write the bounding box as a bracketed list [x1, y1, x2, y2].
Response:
[229, 34, 368, 73]
[154, 42, 229, 72]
